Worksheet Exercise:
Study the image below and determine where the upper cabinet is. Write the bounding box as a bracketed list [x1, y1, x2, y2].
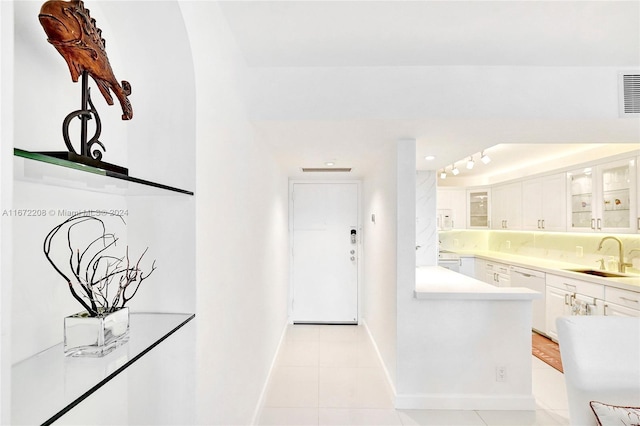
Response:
[467, 188, 491, 228]
[437, 153, 638, 234]
[567, 157, 637, 234]
[437, 188, 467, 230]
[491, 182, 522, 230]
[522, 173, 567, 232]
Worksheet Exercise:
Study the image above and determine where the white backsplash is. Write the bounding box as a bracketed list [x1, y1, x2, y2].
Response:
[439, 230, 640, 273]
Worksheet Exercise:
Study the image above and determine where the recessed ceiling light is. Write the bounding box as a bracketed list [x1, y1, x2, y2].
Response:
[325, 161, 335, 167]
[424, 155, 436, 161]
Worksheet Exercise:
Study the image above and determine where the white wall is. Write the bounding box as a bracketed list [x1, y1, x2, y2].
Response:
[362, 142, 399, 390]
[180, 2, 290, 425]
[0, 2, 14, 422]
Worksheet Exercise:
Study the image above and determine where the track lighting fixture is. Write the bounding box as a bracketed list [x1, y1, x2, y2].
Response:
[466, 156, 475, 170]
[451, 164, 460, 176]
[480, 151, 491, 164]
[440, 169, 447, 179]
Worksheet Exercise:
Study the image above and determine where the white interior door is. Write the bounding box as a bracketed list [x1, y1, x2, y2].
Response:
[291, 183, 358, 324]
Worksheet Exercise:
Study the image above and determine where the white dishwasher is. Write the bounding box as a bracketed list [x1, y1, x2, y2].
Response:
[511, 266, 546, 333]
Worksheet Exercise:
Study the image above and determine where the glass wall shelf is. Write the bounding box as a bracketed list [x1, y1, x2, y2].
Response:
[11, 312, 195, 426]
[14, 148, 194, 196]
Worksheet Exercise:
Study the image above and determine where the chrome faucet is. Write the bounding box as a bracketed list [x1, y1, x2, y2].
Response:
[597, 236, 632, 273]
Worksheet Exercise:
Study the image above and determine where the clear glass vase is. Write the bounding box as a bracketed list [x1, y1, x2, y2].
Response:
[64, 307, 130, 357]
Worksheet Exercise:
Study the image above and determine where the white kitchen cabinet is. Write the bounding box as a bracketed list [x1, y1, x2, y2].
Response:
[484, 260, 510, 287]
[604, 302, 640, 317]
[467, 188, 490, 228]
[522, 173, 567, 231]
[545, 274, 605, 341]
[437, 188, 467, 229]
[637, 155, 640, 232]
[459, 257, 475, 278]
[545, 286, 572, 340]
[491, 182, 522, 230]
[605, 286, 640, 317]
[474, 258, 487, 282]
[567, 157, 637, 233]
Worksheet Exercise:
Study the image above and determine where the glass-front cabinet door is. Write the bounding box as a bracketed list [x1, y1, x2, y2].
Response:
[600, 160, 634, 231]
[568, 169, 593, 230]
[467, 189, 490, 228]
[568, 157, 637, 233]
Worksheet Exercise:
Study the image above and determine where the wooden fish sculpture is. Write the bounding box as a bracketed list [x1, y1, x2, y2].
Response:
[39, 0, 133, 120]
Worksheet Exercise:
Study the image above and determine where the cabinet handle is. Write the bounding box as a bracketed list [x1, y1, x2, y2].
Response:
[620, 297, 639, 303]
[537, 219, 541, 229]
[604, 304, 608, 315]
[541, 219, 545, 229]
[591, 218, 596, 230]
[597, 218, 602, 230]
[564, 294, 570, 305]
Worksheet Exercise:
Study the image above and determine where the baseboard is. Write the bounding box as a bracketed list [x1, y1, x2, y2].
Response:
[361, 319, 397, 399]
[394, 393, 536, 411]
[250, 320, 289, 426]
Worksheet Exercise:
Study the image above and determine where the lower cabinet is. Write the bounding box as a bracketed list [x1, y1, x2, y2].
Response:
[604, 286, 640, 317]
[545, 286, 572, 340]
[484, 261, 511, 287]
[545, 274, 605, 341]
[459, 257, 475, 278]
[604, 302, 640, 317]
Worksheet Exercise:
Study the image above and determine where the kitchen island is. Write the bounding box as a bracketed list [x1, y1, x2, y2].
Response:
[395, 266, 541, 410]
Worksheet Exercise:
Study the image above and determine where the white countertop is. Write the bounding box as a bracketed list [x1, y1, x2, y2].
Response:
[448, 250, 640, 292]
[414, 266, 542, 300]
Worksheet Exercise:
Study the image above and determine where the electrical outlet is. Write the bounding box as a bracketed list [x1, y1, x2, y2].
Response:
[496, 366, 506, 382]
[576, 246, 583, 257]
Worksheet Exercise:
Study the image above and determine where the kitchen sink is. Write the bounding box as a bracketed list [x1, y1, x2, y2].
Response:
[564, 268, 628, 278]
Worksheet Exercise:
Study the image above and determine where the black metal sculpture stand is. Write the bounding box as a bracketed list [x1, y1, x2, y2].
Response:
[38, 71, 128, 175]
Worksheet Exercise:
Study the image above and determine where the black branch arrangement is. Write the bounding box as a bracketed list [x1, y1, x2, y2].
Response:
[43, 211, 156, 317]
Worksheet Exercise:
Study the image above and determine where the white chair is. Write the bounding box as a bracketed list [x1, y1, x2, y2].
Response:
[556, 316, 640, 426]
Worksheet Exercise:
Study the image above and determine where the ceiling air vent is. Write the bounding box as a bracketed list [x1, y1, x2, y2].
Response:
[302, 167, 352, 173]
[619, 72, 640, 116]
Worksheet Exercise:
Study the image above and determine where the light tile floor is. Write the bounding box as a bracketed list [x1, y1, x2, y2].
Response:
[257, 324, 570, 426]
